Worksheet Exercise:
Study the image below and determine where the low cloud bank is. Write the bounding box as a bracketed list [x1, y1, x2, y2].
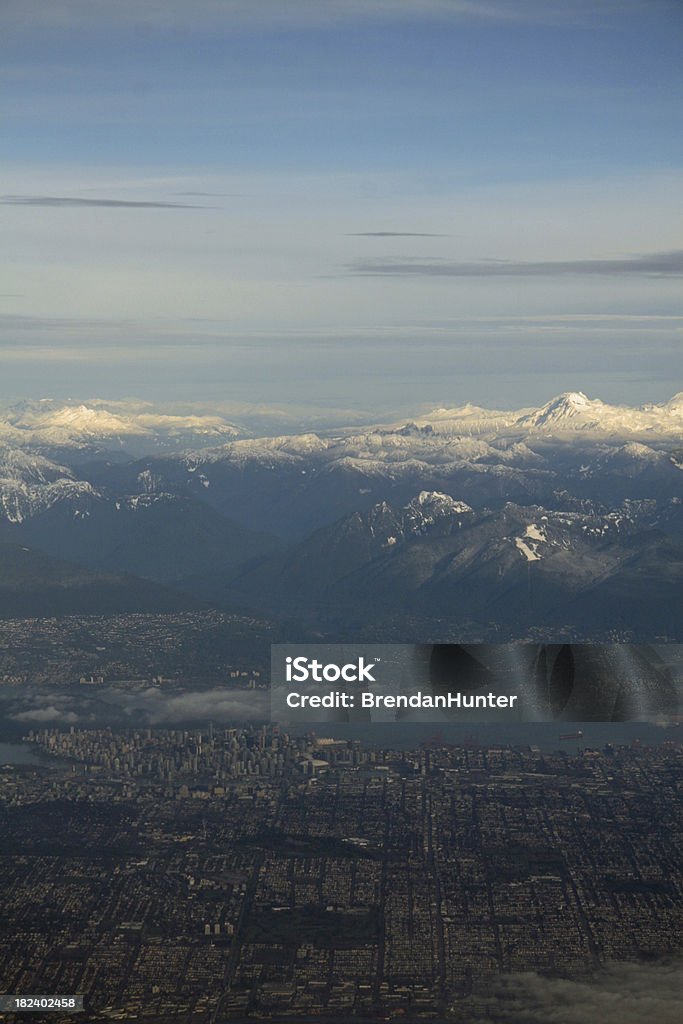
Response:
[5, 685, 269, 728]
[480, 960, 683, 1024]
[122, 686, 269, 725]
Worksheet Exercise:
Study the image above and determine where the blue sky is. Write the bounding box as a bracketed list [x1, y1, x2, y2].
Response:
[1, 0, 682, 416]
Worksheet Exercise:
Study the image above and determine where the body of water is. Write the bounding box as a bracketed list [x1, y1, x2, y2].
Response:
[292, 721, 683, 752]
[0, 742, 45, 765]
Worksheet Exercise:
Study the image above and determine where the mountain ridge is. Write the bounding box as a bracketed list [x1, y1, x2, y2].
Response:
[0, 391, 681, 454]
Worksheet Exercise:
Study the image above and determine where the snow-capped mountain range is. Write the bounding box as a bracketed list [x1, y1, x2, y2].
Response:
[0, 392, 680, 454]
[221, 490, 682, 639]
[0, 391, 680, 636]
[0, 399, 241, 450]
[0, 390, 680, 541]
[404, 391, 683, 437]
[0, 449, 96, 524]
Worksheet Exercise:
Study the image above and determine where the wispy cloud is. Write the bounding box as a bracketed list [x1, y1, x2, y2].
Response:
[1, 1, 605, 36]
[0, 195, 207, 209]
[348, 250, 683, 278]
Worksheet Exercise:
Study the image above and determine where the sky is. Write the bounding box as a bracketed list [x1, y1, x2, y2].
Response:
[1, 0, 682, 418]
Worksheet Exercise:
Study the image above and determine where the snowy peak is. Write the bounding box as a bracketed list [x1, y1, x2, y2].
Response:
[402, 491, 472, 538]
[0, 400, 242, 450]
[521, 391, 594, 426]
[0, 449, 73, 486]
[28, 404, 141, 440]
[342, 492, 473, 552]
[663, 392, 683, 414]
[400, 392, 682, 440]
[366, 491, 472, 543]
[0, 476, 99, 525]
[517, 392, 683, 436]
[191, 432, 328, 468]
[410, 490, 472, 516]
[617, 442, 664, 463]
[408, 403, 522, 436]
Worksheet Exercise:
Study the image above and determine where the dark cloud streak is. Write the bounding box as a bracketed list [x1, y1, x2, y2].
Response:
[0, 195, 208, 209]
[174, 191, 243, 197]
[348, 231, 448, 237]
[349, 250, 683, 278]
